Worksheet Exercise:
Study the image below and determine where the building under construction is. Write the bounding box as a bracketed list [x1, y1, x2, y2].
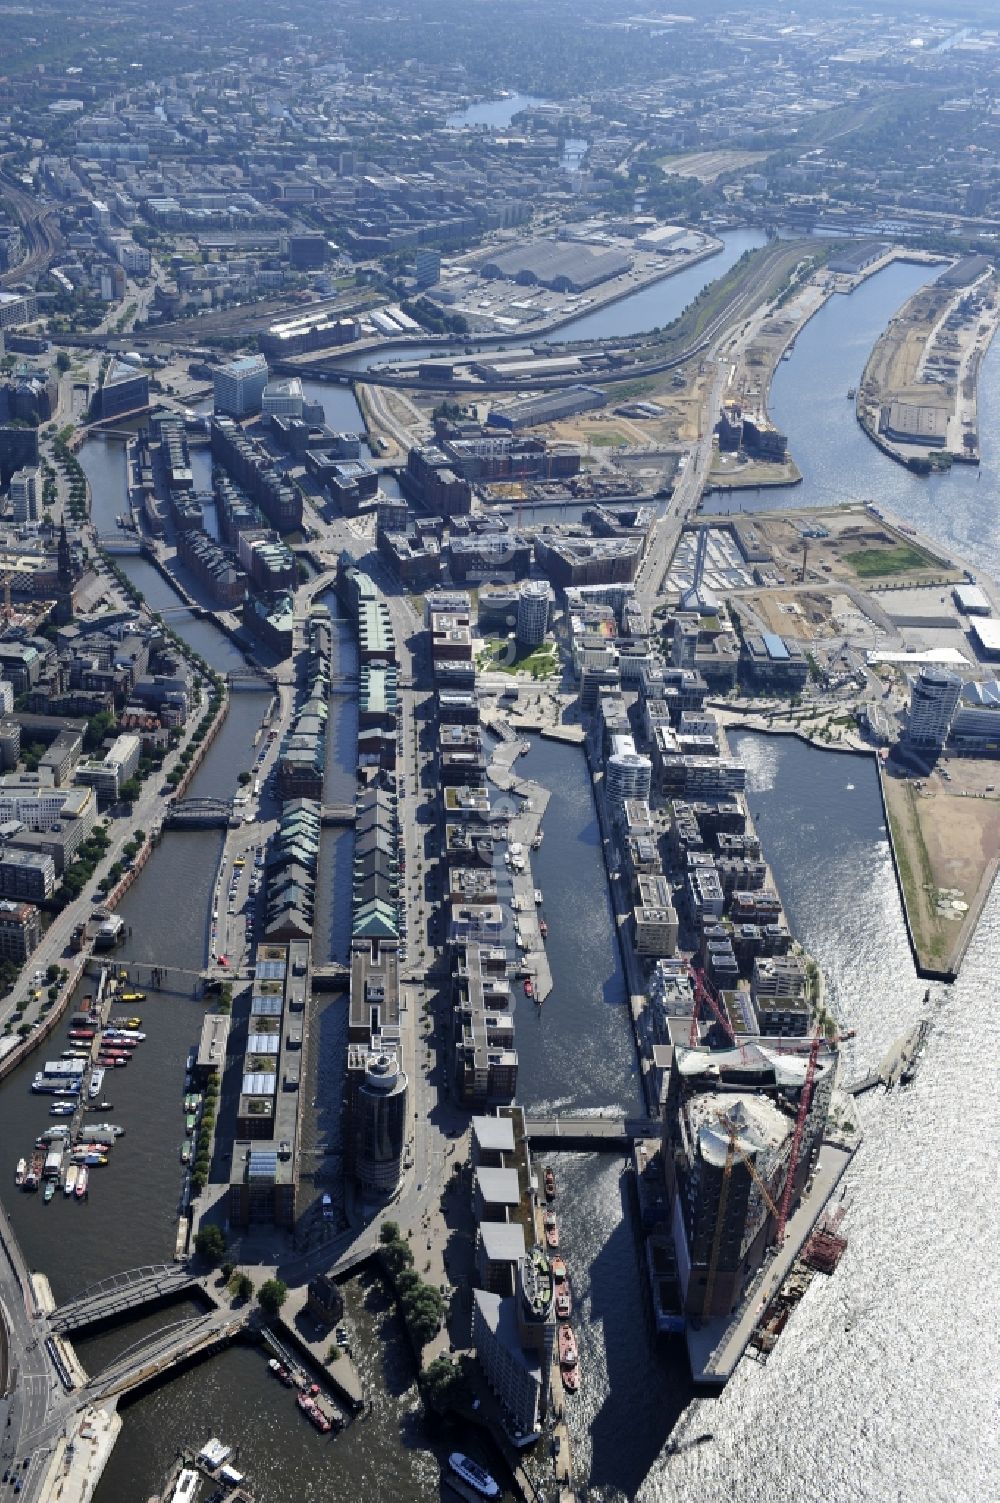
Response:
[660, 1036, 837, 1322]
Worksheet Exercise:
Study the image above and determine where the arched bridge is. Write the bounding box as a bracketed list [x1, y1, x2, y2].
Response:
[164, 796, 236, 829]
[84, 1308, 244, 1400]
[50, 1262, 197, 1334]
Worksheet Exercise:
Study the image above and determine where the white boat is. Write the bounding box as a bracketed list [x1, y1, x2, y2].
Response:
[88, 1068, 105, 1100]
[448, 1454, 500, 1499]
[534, 889, 543, 905]
[64, 1164, 78, 1197]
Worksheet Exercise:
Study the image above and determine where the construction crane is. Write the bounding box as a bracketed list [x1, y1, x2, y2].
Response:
[687, 964, 749, 1062]
[774, 1030, 842, 1244]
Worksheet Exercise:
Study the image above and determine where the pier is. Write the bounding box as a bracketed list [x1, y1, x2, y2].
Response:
[846, 1018, 933, 1095]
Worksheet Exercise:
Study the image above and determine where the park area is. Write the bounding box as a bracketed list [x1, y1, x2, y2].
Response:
[476, 637, 559, 680]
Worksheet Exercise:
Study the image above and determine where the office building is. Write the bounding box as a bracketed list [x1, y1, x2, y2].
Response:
[213, 354, 269, 419]
[74, 732, 140, 803]
[10, 467, 39, 524]
[351, 1049, 409, 1195]
[515, 581, 552, 648]
[0, 898, 41, 962]
[415, 248, 441, 288]
[949, 679, 1000, 752]
[0, 848, 55, 901]
[261, 377, 304, 420]
[92, 359, 149, 421]
[606, 735, 652, 806]
[907, 668, 962, 750]
[227, 941, 307, 1228]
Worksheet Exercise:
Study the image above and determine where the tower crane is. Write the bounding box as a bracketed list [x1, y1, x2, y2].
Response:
[687, 964, 748, 1062]
[773, 1025, 853, 1244]
[701, 1118, 737, 1322]
[702, 1109, 785, 1323]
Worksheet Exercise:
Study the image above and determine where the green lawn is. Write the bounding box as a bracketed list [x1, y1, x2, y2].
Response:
[843, 543, 935, 578]
[479, 639, 558, 679]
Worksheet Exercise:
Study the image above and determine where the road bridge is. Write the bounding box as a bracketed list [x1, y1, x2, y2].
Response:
[50, 1263, 199, 1335]
[320, 804, 356, 826]
[95, 533, 143, 555]
[164, 796, 236, 829]
[227, 667, 279, 689]
[523, 1115, 661, 1150]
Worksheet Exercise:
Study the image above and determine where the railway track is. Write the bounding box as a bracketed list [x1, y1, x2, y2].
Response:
[0, 164, 63, 287]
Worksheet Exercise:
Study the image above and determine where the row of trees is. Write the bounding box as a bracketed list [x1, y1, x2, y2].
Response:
[379, 1222, 445, 1349]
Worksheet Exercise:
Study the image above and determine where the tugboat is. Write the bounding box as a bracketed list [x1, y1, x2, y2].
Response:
[543, 1211, 559, 1250]
[544, 1165, 556, 1201]
[556, 1278, 573, 1320]
[539, 918, 548, 940]
[523, 977, 534, 1000]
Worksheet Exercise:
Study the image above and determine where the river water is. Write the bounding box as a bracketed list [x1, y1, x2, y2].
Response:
[3, 250, 994, 1502]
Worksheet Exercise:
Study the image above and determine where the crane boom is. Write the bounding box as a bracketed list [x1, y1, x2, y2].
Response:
[775, 1033, 822, 1244]
[687, 966, 748, 1061]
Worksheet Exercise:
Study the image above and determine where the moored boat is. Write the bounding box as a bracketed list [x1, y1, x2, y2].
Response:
[180, 1142, 191, 1165]
[50, 1103, 75, 1117]
[88, 1068, 105, 1100]
[14, 1157, 26, 1186]
[64, 1165, 78, 1197]
[543, 1211, 559, 1250]
[43, 1180, 56, 1203]
[23, 1154, 43, 1191]
[523, 977, 534, 999]
[558, 1323, 578, 1368]
[562, 1362, 579, 1393]
[539, 918, 548, 939]
[556, 1279, 572, 1320]
[544, 1165, 556, 1201]
[74, 1166, 89, 1200]
[447, 1453, 500, 1499]
[296, 1392, 332, 1433]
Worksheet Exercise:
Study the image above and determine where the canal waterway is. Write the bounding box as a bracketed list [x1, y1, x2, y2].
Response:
[512, 734, 639, 1117]
[335, 228, 768, 371]
[702, 256, 1000, 587]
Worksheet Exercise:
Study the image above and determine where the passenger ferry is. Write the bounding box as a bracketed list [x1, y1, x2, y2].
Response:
[448, 1454, 500, 1498]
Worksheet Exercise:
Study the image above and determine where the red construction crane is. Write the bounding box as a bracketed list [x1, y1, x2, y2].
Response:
[774, 1031, 828, 1244]
[687, 965, 748, 1062]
